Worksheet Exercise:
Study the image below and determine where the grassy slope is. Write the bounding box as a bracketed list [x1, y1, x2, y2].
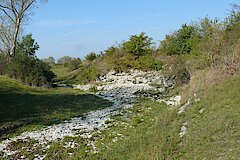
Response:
[178, 77, 240, 159]
[51, 65, 78, 84]
[41, 100, 182, 160]
[1, 75, 239, 159]
[75, 76, 239, 160]
[90, 101, 182, 160]
[0, 76, 111, 139]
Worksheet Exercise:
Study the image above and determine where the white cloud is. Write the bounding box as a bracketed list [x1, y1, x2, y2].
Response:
[35, 19, 96, 28]
[89, 30, 111, 39]
[63, 29, 83, 37]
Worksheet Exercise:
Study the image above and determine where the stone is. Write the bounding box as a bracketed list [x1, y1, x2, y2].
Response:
[199, 108, 204, 114]
[0, 69, 174, 158]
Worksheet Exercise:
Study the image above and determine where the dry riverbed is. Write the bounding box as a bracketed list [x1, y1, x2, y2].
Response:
[0, 70, 181, 159]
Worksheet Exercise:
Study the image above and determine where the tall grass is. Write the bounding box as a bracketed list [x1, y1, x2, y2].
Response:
[88, 100, 182, 160]
[178, 77, 240, 159]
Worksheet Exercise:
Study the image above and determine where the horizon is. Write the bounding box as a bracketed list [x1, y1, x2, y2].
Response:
[25, 0, 237, 60]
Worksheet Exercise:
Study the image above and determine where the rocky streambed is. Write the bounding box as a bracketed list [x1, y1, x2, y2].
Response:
[0, 70, 180, 159]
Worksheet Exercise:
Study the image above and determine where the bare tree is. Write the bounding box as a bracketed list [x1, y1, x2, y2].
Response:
[0, 0, 47, 56]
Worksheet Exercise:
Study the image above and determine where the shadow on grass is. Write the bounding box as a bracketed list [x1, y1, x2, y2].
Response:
[0, 90, 112, 139]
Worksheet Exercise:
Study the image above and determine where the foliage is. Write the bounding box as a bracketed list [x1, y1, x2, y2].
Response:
[134, 54, 163, 71]
[0, 53, 9, 75]
[160, 24, 199, 55]
[17, 34, 39, 56]
[0, 0, 48, 56]
[161, 55, 191, 88]
[57, 56, 82, 71]
[7, 53, 55, 86]
[68, 57, 82, 71]
[76, 64, 100, 84]
[122, 32, 154, 56]
[225, 3, 240, 29]
[113, 53, 136, 72]
[85, 52, 97, 62]
[198, 17, 223, 40]
[60, 33, 162, 84]
[42, 56, 55, 66]
[6, 35, 55, 86]
[56, 4, 240, 85]
[57, 56, 73, 66]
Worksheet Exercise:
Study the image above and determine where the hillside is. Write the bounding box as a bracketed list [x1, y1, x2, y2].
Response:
[0, 76, 111, 141]
[89, 76, 240, 159]
[178, 76, 240, 159]
[0, 3, 240, 160]
[1, 67, 240, 159]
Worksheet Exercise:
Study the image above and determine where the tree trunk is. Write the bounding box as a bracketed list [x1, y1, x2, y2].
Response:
[10, 18, 21, 56]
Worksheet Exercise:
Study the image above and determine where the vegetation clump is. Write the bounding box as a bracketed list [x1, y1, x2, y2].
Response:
[0, 34, 55, 86]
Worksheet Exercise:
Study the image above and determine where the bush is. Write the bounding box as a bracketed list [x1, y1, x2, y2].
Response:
[122, 32, 154, 57]
[57, 56, 73, 66]
[162, 56, 191, 87]
[7, 53, 55, 86]
[85, 52, 97, 62]
[17, 34, 39, 56]
[0, 54, 9, 75]
[113, 53, 136, 72]
[134, 54, 163, 71]
[68, 58, 82, 71]
[160, 24, 200, 55]
[42, 56, 55, 66]
[77, 64, 100, 84]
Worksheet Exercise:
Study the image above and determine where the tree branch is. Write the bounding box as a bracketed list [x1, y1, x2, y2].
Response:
[0, 4, 12, 11]
[23, 0, 36, 13]
[10, 0, 18, 18]
[0, 8, 15, 24]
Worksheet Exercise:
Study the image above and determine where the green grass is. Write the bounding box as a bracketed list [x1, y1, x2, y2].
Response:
[51, 65, 70, 79]
[42, 100, 182, 159]
[0, 76, 112, 139]
[25, 100, 182, 160]
[178, 77, 240, 159]
[1, 75, 240, 159]
[51, 65, 79, 84]
[90, 100, 182, 160]
[64, 77, 240, 160]
[86, 77, 240, 160]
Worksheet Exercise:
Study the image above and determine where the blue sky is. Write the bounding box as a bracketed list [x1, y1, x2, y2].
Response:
[25, 0, 238, 60]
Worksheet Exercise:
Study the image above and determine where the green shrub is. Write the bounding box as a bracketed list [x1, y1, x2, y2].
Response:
[7, 53, 55, 86]
[17, 34, 39, 56]
[42, 56, 55, 66]
[160, 24, 200, 55]
[134, 54, 163, 71]
[77, 64, 100, 84]
[0, 54, 9, 75]
[113, 53, 136, 72]
[68, 58, 82, 71]
[162, 56, 191, 87]
[85, 52, 97, 62]
[122, 32, 154, 57]
[57, 56, 73, 67]
[4, 35, 55, 86]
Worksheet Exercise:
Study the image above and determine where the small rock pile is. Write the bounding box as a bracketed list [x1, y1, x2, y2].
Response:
[75, 70, 174, 104]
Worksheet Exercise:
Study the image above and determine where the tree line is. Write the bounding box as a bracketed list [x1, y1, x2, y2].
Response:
[67, 3, 240, 84]
[0, 1, 239, 86]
